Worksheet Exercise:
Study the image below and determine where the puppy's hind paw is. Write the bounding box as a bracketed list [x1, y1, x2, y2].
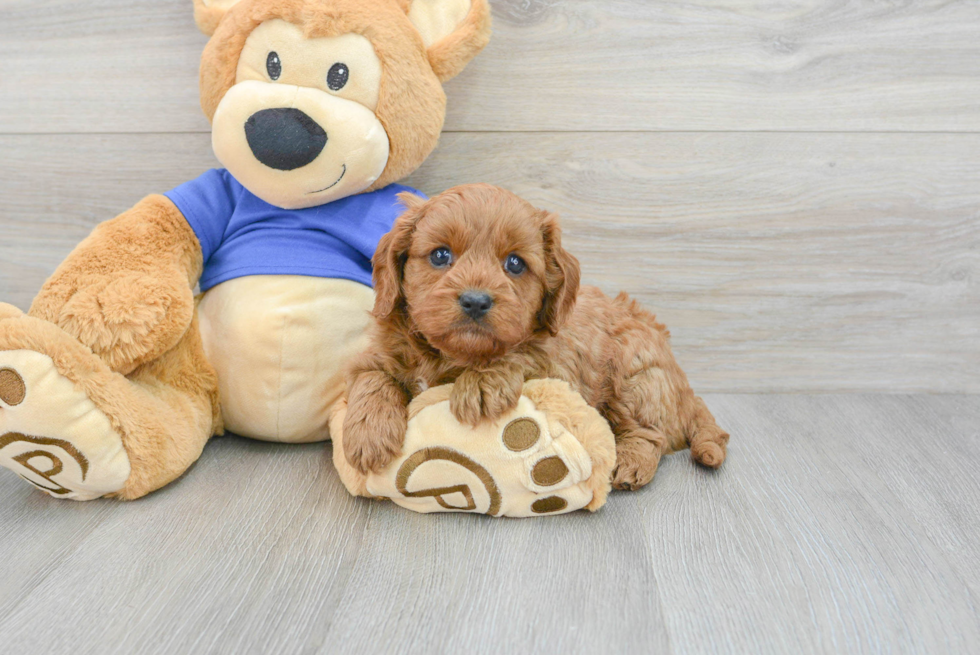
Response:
[691, 441, 726, 469]
[612, 462, 657, 491]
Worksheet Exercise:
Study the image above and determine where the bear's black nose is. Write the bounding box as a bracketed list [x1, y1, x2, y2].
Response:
[459, 291, 494, 321]
[245, 108, 327, 171]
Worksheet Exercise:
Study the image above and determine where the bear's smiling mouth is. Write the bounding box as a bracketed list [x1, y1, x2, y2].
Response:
[307, 164, 347, 194]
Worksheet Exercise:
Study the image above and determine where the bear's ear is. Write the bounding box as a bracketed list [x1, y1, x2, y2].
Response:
[193, 0, 245, 36]
[406, 0, 492, 82]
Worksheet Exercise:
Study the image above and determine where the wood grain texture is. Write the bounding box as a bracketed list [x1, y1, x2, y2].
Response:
[640, 393, 980, 654]
[0, 394, 978, 654]
[0, 437, 374, 654]
[1, 132, 976, 393]
[324, 496, 669, 654]
[1, 0, 979, 133]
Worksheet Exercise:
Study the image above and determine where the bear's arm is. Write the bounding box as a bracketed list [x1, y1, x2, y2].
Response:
[29, 194, 204, 376]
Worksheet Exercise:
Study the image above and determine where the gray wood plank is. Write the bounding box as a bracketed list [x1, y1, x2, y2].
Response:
[322, 493, 669, 655]
[410, 132, 980, 394]
[0, 436, 373, 655]
[0, 0, 209, 134]
[2, 0, 979, 133]
[1, 395, 978, 654]
[1, 132, 977, 393]
[0, 479, 117, 622]
[818, 395, 980, 598]
[643, 394, 980, 654]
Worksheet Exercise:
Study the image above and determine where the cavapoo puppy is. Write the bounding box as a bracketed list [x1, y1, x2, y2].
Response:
[342, 184, 728, 490]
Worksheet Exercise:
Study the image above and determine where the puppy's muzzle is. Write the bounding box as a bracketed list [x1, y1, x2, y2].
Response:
[245, 108, 327, 171]
[459, 290, 494, 321]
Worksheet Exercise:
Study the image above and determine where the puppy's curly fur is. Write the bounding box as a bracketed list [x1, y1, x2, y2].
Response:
[343, 184, 729, 490]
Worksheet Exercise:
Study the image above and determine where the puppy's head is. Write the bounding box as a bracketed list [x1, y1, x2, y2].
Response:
[373, 184, 580, 363]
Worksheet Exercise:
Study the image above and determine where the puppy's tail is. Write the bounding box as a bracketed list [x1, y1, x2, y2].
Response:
[686, 396, 729, 469]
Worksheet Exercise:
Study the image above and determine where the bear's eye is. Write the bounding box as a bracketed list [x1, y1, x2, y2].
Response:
[429, 247, 453, 268]
[266, 52, 282, 81]
[327, 63, 349, 91]
[505, 254, 527, 276]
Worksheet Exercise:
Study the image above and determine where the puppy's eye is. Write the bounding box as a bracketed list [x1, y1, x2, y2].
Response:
[266, 52, 282, 81]
[505, 254, 527, 276]
[327, 63, 349, 91]
[429, 247, 453, 268]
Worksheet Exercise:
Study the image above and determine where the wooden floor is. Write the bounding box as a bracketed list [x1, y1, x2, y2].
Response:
[1, 0, 979, 652]
[0, 394, 977, 654]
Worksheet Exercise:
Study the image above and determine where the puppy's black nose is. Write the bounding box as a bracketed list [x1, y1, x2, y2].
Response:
[245, 108, 327, 171]
[459, 291, 494, 321]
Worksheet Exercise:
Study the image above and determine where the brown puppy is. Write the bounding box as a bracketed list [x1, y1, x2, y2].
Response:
[342, 184, 729, 490]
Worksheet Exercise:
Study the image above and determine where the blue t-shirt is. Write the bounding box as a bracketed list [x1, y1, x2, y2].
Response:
[164, 169, 422, 292]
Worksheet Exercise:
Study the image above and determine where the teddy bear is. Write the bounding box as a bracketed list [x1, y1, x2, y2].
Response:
[0, 0, 492, 501]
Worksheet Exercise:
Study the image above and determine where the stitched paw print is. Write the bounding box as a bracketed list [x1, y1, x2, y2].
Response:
[0, 350, 130, 500]
[497, 414, 594, 515]
[362, 393, 597, 517]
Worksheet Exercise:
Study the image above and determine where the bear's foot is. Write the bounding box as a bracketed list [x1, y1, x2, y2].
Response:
[0, 306, 130, 500]
[332, 379, 617, 517]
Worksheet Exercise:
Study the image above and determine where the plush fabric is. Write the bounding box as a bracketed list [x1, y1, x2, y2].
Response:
[419, 0, 490, 82]
[193, 0, 242, 36]
[28, 194, 204, 376]
[0, 349, 131, 501]
[211, 76, 391, 209]
[200, 0, 491, 193]
[331, 379, 616, 517]
[164, 169, 423, 291]
[236, 20, 384, 111]
[408, 0, 470, 48]
[198, 275, 375, 443]
[0, 304, 220, 501]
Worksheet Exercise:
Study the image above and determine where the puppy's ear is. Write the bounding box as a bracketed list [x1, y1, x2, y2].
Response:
[539, 212, 581, 336]
[397, 190, 427, 212]
[373, 193, 427, 321]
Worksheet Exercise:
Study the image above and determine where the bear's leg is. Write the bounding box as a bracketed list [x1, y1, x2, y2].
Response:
[0, 304, 219, 500]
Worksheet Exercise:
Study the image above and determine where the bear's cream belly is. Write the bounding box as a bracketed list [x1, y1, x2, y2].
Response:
[197, 275, 375, 443]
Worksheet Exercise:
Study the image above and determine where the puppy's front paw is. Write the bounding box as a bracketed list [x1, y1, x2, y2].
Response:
[449, 375, 483, 426]
[449, 369, 523, 426]
[343, 403, 408, 474]
[481, 372, 523, 422]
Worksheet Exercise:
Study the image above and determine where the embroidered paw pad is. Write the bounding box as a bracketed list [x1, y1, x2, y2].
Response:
[0, 351, 130, 500]
[363, 395, 597, 517]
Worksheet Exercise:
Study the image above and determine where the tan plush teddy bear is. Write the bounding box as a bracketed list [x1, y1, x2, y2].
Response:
[0, 0, 491, 500]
